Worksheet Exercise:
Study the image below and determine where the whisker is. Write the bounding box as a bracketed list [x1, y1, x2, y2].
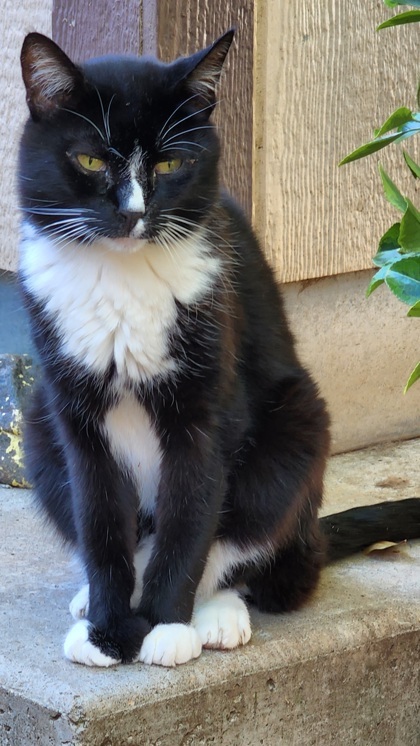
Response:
[95, 87, 110, 144]
[160, 100, 221, 143]
[162, 125, 214, 147]
[160, 141, 208, 153]
[62, 108, 105, 141]
[105, 94, 116, 143]
[158, 93, 202, 140]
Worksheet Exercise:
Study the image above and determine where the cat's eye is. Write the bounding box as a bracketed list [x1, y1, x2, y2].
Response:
[76, 154, 106, 173]
[154, 158, 182, 175]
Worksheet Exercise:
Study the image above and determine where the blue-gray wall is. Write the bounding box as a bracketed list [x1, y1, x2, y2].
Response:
[0, 271, 36, 356]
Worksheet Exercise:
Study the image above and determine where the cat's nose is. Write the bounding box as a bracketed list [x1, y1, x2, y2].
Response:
[119, 210, 144, 235]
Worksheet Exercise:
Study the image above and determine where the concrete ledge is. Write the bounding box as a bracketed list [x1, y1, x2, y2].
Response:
[1, 440, 419, 745]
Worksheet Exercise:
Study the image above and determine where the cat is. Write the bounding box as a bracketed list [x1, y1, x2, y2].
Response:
[18, 30, 420, 667]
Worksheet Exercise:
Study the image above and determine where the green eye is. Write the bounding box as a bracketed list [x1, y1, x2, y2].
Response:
[154, 158, 182, 175]
[76, 154, 106, 172]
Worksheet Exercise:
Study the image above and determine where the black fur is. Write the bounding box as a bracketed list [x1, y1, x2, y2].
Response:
[18, 31, 420, 664]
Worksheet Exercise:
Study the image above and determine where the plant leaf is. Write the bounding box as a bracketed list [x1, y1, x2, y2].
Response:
[366, 266, 388, 296]
[379, 164, 407, 211]
[375, 107, 413, 137]
[378, 10, 420, 28]
[404, 361, 420, 392]
[407, 299, 420, 316]
[378, 222, 402, 252]
[339, 131, 404, 165]
[384, 0, 420, 7]
[385, 256, 420, 304]
[373, 249, 402, 267]
[398, 199, 420, 251]
[403, 149, 420, 178]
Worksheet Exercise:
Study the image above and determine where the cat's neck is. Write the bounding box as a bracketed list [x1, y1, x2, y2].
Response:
[20, 220, 222, 383]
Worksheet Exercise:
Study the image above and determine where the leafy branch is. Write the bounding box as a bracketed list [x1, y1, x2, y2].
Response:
[340, 1, 420, 391]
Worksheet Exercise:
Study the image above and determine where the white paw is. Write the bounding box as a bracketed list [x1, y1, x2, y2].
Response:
[138, 623, 202, 667]
[63, 620, 121, 667]
[69, 584, 90, 620]
[193, 589, 251, 649]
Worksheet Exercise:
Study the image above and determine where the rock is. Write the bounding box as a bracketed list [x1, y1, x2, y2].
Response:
[0, 354, 37, 487]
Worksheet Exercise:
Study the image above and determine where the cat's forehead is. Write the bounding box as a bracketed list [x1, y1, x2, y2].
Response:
[82, 55, 179, 107]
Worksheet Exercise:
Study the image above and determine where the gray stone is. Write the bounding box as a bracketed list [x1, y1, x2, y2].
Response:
[0, 354, 37, 487]
[0, 438, 419, 745]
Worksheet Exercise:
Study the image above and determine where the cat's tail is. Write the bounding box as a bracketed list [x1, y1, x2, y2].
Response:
[320, 497, 420, 563]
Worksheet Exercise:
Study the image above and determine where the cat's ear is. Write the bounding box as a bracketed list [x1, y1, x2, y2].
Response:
[21, 33, 84, 119]
[182, 29, 234, 110]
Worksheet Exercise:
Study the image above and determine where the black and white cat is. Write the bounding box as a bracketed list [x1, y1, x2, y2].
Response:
[18, 31, 420, 667]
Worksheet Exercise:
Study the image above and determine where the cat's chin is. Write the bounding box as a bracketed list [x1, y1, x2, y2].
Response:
[101, 236, 149, 254]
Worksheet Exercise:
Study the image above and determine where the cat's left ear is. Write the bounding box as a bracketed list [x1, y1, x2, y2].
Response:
[21, 32, 85, 120]
[182, 29, 234, 110]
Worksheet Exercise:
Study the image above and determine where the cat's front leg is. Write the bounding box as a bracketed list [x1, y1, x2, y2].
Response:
[61, 429, 151, 666]
[135, 419, 225, 666]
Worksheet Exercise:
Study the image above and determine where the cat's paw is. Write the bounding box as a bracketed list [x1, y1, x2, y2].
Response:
[193, 589, 251, 649]
[69, 584, 90, 620]
[138, 623, 202, 667]
[63, 620, 121, 667]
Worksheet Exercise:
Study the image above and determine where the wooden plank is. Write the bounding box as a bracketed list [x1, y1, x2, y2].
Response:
[52, 0, 141, 58]
[153, 0, 254, 216]
[0, 0, 52, 271]
[253, 1, 420, 282]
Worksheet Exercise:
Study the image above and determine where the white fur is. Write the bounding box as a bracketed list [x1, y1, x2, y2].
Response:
[138, 623, 202, 666]
[193, 589, 251, 649]
[196, 538, 274, 601]
[64, 620, 120, 666]
[69, 584, 89, 620]
[127, 176, 145, 215]
[20, 222, 221, 383]
[103, 394, 162, 514]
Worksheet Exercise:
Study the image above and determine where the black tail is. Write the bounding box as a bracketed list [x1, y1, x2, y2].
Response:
[320, 497, 420, 563]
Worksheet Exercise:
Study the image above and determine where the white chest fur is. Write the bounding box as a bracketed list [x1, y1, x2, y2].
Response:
[20, 223, 220, 383]
[103, 392, 162, 514]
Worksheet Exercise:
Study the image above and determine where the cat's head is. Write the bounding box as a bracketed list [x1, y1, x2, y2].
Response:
[18, 31, 233, 253]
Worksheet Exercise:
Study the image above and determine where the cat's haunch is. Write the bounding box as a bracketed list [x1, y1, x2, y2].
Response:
[18, 31, 420, 667]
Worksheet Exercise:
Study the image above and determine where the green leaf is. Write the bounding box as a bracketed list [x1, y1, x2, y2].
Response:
[377, 10, 420, 28]
[384, 0, 420, 7]
[379, 165, 407, 211]
[398, 199, 420, 251]
[366, 266, 388, 296]
[398, 119, 420, 138]
[375, 107, 413, 137]
[404, 361, 420, 393]
[378, 222, 402, 252]
[407, 299, 420, 316]
[373, 249, 402, 267]
[385, 256, 420, 304]
[403, 149, 420, 178]
[339, 131, 403, 165]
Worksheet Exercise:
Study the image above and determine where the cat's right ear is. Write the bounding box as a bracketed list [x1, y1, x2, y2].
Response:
[21, 33, 84, 119]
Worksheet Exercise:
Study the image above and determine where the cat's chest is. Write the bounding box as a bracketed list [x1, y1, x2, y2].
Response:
[20, 225, 220, 382]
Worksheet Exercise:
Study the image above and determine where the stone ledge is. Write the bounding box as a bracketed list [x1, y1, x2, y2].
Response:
[0, 440, 419, 745]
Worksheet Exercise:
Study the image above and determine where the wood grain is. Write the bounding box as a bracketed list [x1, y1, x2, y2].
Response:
[154, 0, 254, 216]
[253, 1, 420, 282]
[52, 0, 141, 59]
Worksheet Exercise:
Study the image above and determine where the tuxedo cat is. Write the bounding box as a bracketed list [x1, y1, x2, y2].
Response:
[18, 31, 420, 667]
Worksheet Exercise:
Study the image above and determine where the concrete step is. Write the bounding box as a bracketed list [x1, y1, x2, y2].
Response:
[0, 439, 419, 746]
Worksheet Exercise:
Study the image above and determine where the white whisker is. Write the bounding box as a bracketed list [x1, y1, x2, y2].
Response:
[62, 108, 105, 141]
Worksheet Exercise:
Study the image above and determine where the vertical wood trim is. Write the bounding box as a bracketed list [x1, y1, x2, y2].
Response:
[148, 1, 254, 216]
[52, 0, 142, 59]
